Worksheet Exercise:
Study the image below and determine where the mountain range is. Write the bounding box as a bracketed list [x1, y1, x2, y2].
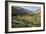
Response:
[12, 6, 41, 16]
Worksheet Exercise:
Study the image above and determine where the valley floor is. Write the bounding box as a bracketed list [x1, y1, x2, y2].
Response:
[12, 14, 41, 28]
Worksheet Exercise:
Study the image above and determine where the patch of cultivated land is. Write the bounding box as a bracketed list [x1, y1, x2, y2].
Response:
[12, 13, 41, 28]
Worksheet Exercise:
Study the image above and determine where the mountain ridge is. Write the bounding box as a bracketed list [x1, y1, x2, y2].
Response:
[12, 6, 40, 16]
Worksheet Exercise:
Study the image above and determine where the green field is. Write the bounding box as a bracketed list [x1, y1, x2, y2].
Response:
[12, 12, 41, 28]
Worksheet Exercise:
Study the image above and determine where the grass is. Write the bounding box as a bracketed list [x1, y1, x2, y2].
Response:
[12, 13, 41, 28]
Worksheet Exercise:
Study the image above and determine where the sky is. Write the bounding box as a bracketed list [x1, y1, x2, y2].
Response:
[21, 6, 40, 12]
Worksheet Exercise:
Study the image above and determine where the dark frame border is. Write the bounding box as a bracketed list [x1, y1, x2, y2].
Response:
[5, 1, 45, 33]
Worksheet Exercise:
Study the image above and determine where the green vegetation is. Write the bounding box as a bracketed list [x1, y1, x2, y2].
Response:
[12, 13, 41, 28]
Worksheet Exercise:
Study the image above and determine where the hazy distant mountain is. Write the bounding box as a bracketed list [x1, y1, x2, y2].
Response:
[12, 6, 33, 16]
[33, 9, 41, 14]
